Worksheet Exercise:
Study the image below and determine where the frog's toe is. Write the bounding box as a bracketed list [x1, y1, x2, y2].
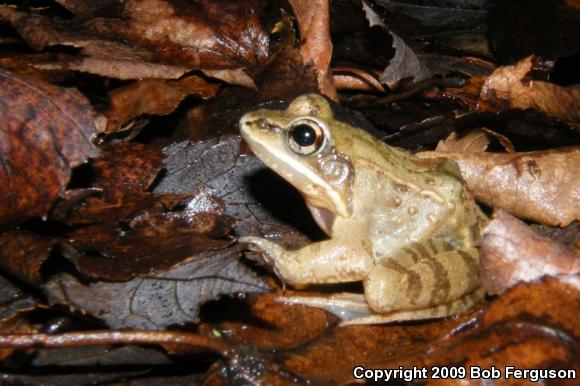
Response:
[276, 292, 374, 321]
[238, 236, 286, 265]
[238, 236, 265, 253]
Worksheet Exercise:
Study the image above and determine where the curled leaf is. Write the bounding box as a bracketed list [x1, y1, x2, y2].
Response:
[480, 210, 579, 295]
[418, 147, 580, 226]
[104, 75, 219, 133]
[481, 55, 580, 123]
[289, 0, 337, 100]
[362, 1, 430, 89]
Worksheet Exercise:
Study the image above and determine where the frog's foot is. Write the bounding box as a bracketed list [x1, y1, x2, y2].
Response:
[276, 290, 484, 326]
[340, 289, 485, 325]
[239, 230, 374, 286]
[238, 236, 285, 267]
[275, 293, 373, 321]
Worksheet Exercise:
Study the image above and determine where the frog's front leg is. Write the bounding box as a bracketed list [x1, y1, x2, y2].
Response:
[364, 240, 481, 314]
[239, 221, 374, 286]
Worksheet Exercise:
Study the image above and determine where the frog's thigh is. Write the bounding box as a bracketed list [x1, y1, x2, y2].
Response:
[363, 245, 480, 313]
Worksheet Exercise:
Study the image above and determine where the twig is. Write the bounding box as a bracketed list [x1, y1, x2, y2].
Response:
[0, 330, 230, 358]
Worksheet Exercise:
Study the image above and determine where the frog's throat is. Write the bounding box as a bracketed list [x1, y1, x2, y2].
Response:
[246, 140, 352, 218]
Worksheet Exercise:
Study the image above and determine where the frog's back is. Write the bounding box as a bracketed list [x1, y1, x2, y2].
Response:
[335, 127, 481, 259]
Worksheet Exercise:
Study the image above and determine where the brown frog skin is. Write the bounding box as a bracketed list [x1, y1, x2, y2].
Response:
[239, 94, 487, 324]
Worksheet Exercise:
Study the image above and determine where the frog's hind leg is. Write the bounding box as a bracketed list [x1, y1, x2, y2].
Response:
[339, 288, 484, 326]
[275, 288, 484, 325]
[364, 240, 481, 315]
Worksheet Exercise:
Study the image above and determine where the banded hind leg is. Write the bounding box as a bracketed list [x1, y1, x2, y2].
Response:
[363, 239, 482, 316]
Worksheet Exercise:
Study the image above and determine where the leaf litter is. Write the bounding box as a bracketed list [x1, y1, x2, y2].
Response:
[0, 0, 578, 384]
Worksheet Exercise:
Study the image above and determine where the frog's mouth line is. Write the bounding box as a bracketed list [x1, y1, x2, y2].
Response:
[241, 134, 351, 218]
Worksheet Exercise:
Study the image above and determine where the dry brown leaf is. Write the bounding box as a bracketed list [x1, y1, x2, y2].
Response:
[0, 68, 100, 229]
[481, 55, 580, 123]
[480, 210, 579, 295]
[289, 0, 337, 101]
[418, 147, 580, 226]
[435, 129, 515, 153]
[104, 75, 219, 133]
[1, 1, 268, 85]
[201, 69, 257, 89]
[436, 131, 491, 153]
[33, 58, 191, 81]
[566, 0, 580, 10]
[0, 53, 72, 82]
[332, 67, 384, 92]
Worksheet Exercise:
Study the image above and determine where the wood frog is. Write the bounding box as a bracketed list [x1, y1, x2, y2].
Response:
[239, 94, 487, 324]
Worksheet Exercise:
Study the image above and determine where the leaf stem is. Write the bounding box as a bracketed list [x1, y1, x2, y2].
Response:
[0, 330, 230, 357]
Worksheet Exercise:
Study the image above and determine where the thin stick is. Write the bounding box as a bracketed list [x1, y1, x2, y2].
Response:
[0, 330, 230, 357]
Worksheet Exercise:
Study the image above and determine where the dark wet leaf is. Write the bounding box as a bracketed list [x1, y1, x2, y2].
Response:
[44, 248, 269, 329]
[0, 275, 37, 360]
[362, 1, 430, 89]
[200, 292, 475, 385]
[0, 53, 72, 82]
[489, 0, 580, 63]
[62, 192, 232, 281]
[1, 345, 172, 386]
[0, 275, 36, 318]
[32, 345, 171, 367]
[420, 54, 496, 78]
[154, 135, 318, 246]
[0, 69, 99, 229]
[91, 143, 165, 192]
[52, 191, 185, 226]
[372, 0, 491, 57]
[251, 16, 319, 102]
[0, 231, 54, 285]
[54, 0, 122, 17]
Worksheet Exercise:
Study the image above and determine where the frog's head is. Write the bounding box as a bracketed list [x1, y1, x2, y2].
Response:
[239, 94, 354, 218]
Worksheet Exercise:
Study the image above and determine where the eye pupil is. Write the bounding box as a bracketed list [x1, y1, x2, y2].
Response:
[291, 124, 317, 146]
[287, 119, 326, 155]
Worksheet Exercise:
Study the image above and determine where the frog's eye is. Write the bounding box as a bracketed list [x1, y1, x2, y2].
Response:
[287, 119, 325, 155]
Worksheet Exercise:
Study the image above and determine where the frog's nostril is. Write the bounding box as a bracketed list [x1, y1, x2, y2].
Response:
[257, 118, 270, 130]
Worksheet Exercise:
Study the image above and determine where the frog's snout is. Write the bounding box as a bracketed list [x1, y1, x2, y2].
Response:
[240, 114, 282, 140]
[238, 112, 254, 139]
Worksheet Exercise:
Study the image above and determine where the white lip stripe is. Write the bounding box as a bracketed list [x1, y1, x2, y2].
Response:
[245, 136, 350, 218]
